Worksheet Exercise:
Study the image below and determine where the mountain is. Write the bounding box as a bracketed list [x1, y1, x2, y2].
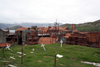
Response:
[0, 23, 17, 30]
[7, 25, 23, 30]
[19, 22, 62, 27]
[60, 19, 100, 32]
[0, 22, 62, 30]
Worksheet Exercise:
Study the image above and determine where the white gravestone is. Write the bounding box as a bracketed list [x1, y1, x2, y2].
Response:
[41, 43, 46, 51]
[60, 40, 63, 47]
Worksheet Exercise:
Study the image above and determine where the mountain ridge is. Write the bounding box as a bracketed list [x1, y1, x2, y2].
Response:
[60, 19, 100, 32]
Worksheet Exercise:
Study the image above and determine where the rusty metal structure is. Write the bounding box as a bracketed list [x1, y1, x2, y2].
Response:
[61, 24, 100, 48]
[0, 29, 6, 43]
[0, 29, 11, 47]
[15, 26, 39, 45]
[1, 22, 99, 48]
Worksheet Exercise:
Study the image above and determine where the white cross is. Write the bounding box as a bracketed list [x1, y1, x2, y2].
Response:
[6, 45, 11, 50]
[41, 43, 46, 51]
[60, 40, 63, 47]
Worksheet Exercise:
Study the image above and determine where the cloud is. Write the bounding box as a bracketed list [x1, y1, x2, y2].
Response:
[0, 0, 100, 24]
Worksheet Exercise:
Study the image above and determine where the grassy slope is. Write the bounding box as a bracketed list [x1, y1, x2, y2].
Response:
[0, 44, 100, 67]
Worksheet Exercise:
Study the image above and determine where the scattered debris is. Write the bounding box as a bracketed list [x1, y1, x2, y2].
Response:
[10, 56, 15, 60]
[23, 54, 26, 55]
[30, 52, 34, 53]
[18, 56, 21, 57]
[70, 58, 76, 61]
[0, 61, 9, 62]
[30, 48, 34, 53]
[60, 63, 66, 66]
[32, 48, 34, 51]
[38, 60, 43, 62]
[17, 52, 22, 54]
[17, 52, 26, 56]
[44, 56, 53, 58]
[56, 54, 63, 58]
[55, 51, 58, 53]
[8, 64, 17, 67]
[81, 61, 100, 67]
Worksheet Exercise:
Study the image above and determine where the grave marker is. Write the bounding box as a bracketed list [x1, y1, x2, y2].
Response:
[60, 40, 63, 47]
[6, 45, 11, 50]
[41, 43, 46, 51]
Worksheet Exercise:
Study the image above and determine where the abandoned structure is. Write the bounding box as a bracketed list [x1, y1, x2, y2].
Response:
[0, 22, 100, 48]
[15, 26, 39, 45]
[0, 29, 6, 43]
[61, 24, 100, 48]
[0, 29, 11, 47]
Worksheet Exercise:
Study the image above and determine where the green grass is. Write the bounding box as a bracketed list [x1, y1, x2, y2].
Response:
[0, 43, 100, 67]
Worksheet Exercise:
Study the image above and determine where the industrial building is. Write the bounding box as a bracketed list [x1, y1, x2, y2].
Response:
[0, 22, 100, 48]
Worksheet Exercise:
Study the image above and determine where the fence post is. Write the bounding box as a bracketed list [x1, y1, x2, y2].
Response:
[54, 55, 56, 67]
[2, 48, 5, 58]
[21, 48, 23, 64]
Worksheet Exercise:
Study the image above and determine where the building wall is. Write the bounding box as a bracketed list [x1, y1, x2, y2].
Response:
[0, 30, 6, 43]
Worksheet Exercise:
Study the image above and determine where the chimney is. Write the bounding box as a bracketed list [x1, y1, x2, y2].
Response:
[74, 24, 76, 30]
[72, 24, 73, 31]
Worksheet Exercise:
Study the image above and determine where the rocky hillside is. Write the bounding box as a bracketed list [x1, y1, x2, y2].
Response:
[60, 19, 100, 32]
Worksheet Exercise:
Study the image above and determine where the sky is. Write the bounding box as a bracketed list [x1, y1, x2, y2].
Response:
[0, 0, 100, 24]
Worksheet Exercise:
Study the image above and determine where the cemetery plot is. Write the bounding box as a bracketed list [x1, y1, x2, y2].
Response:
[0, 44, 100, 67]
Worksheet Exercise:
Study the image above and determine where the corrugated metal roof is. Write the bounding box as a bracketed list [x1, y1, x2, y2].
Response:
[0, 43, 11, 47]
[16, 27, 29, 31]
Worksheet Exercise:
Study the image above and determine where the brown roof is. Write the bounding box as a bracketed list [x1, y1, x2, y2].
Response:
[66, 33, 72, 36]
[16, 27, 29, 31]
[63, 33, 72, 38]
[38, 27, 48, 33]
[0, 43, 11, 47]
[38, 37, 56, 44]
[48, 27, 68, 31]
[59, 27, 68, 31]
[63, 36, 70, 38]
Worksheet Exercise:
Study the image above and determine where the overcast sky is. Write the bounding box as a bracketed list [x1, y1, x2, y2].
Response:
[0, 0, 100, 24]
